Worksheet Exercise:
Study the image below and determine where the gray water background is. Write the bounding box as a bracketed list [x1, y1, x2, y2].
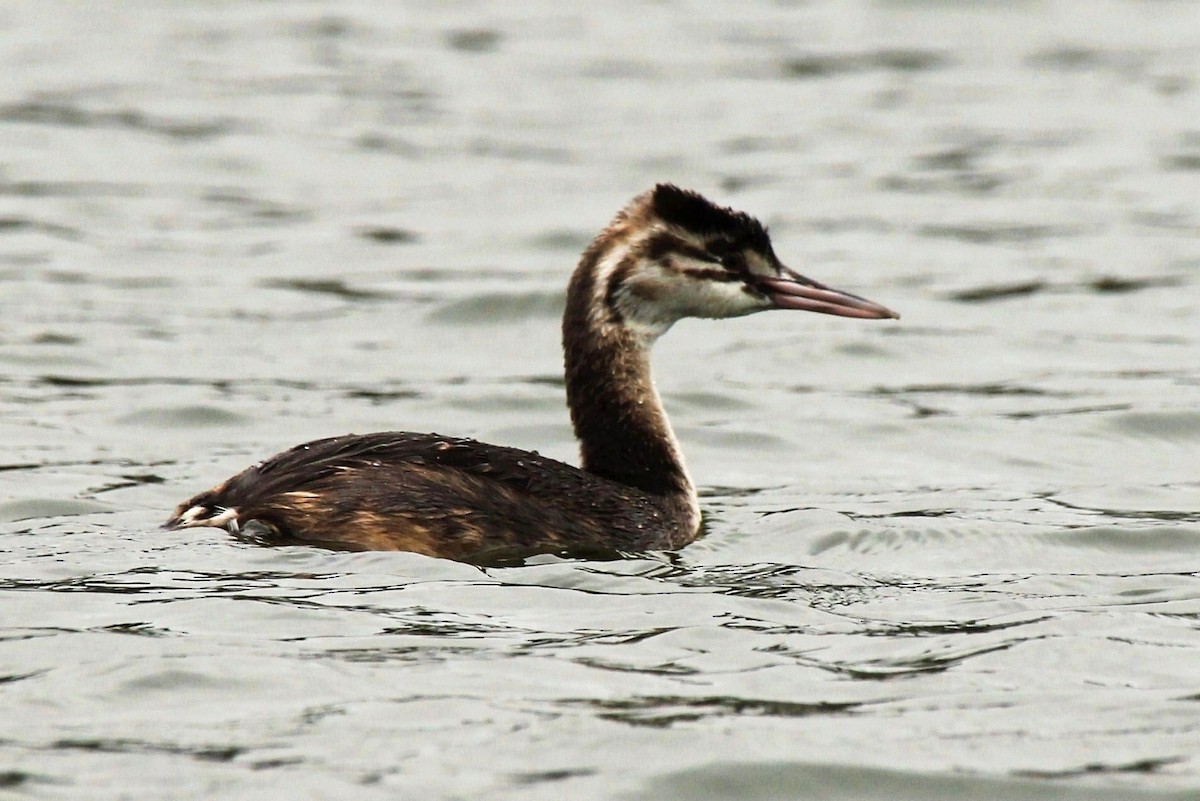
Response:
[2, 1, 1200, 798]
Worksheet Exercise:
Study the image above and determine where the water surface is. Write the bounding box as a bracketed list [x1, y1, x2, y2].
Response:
[2, 2, 1199, 798]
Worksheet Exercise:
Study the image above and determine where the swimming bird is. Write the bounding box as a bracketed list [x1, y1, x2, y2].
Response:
[166, 184, 898, 561]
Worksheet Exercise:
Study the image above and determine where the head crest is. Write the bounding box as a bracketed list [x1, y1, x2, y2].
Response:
[650, 184, 771, 251]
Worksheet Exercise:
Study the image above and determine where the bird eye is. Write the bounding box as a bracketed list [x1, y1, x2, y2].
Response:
[719, 248, 746, 273]
[706, 239, 733, 258]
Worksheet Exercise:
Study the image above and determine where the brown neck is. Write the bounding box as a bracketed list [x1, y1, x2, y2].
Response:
[562, 246, 694, 501]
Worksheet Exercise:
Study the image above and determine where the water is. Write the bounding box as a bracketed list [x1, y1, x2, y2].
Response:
[2, 1, 1199, 798]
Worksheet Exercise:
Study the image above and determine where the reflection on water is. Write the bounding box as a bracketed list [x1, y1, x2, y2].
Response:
[2, 0, 1200, 798]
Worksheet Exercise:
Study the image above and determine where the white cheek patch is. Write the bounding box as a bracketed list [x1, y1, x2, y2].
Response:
[612, 279, 676, 340]
[613, 264, 771, 330]
[598, 229, 778, 336]
[683, 278, 770, 319]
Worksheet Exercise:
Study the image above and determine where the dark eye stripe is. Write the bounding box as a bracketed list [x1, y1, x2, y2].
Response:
[642, 232, 719, 265]
[679, 266, 740, 282]
[719, 249, 746, 271]
[706, 238, 734, 257]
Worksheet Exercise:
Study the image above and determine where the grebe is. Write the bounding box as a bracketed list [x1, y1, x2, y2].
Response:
[166, 185, 898, 561]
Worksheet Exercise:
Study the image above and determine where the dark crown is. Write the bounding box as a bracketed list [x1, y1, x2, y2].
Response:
[651, 184, 773, 253]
